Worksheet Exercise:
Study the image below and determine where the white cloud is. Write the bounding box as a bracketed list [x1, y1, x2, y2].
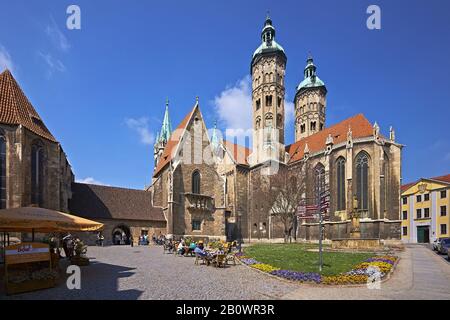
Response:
[0, 45, 14, 73]
[76, 177, 110, 186]
[285, 100, 295, 124]
[125, 117, 155, 145]
[38, 51, 66, 77]
[214, 76, 296, 142]
[46, 16, 71, 52]
[214, 76, 253, 139]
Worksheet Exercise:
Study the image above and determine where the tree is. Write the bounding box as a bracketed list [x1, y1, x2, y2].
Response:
[268, 164, 306, 243]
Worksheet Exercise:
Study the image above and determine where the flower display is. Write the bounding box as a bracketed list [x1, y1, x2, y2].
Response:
[322, 274, 369, 285]
[237, 252, 397, 285]
[270, 270, 322, 283]
[240, 258, 259, 265]
[365, 256, 397, 264]
[251, 263, 280, 273]
[352, 261, 393, 274]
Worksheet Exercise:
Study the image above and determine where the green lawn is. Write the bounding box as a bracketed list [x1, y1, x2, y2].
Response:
[244, 243, 373, 276]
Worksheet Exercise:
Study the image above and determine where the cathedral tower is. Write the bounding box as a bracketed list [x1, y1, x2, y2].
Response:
[154, 99, 172, 167]
[294, 55, 327, 141]
[250, 15, 287, 165]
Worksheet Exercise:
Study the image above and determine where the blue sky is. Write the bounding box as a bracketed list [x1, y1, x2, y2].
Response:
[0, 0, 449, 189]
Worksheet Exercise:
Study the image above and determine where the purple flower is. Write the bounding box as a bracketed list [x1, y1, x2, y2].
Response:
[240, 258, 259, 265]
[270, 270, 322, 283]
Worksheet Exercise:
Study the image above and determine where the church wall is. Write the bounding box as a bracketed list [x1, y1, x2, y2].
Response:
[168, 108, 226, 238]
[0, 124, 73, 212]
[247, 138, 402, 241]
[299, 220, 401, 241]
[235, 167, 249, 239]
[73, 218, 166, 246]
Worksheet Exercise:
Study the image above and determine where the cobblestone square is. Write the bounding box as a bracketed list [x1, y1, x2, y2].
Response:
[3, 245, 450, 300]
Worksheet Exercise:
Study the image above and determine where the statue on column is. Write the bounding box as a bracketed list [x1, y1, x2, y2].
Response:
[350, 196, 361, 239]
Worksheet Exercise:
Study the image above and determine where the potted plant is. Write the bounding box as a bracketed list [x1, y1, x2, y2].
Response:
[70, 239, 89, 266]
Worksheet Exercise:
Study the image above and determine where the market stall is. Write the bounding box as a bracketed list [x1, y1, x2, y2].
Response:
[0, 207, 103, 295]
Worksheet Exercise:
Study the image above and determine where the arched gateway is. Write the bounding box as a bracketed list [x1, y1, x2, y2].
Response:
[112, 224, 131, 245]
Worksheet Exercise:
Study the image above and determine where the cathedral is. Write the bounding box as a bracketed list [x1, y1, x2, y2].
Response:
[150, 16, 403, 242]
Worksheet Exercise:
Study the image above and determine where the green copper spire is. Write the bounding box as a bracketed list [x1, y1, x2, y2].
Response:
[296, 54, 326, 92]
[159, 98, 172, 144]
[155, 131, 160, 145]
[252, 14, 286, 61]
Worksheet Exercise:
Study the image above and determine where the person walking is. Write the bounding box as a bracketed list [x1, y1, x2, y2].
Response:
[130, 235, 134, 247]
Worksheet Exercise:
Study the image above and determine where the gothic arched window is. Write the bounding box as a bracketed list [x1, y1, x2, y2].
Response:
[356, 151, 369, 211]
[31, 141, 45, 206]
[192, 170, 201, 194]
[0, 135, 6, 209]
[336, 157, 346, 211]
[314, 163, 325, 206]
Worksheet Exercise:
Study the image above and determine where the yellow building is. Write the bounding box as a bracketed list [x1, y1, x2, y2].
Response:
[401, 174, 450, 243]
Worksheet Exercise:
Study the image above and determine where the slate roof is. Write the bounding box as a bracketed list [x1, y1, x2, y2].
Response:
[69, 183, 166, 222]
[0, 69, 56, 142]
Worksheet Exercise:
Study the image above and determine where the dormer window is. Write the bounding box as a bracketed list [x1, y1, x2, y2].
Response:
[31, 116, 44, 127]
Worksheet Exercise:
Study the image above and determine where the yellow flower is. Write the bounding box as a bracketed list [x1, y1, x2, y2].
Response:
[251, 264, 280, 273]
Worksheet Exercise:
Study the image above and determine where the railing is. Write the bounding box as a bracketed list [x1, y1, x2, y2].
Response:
[184, 193, 215, 212]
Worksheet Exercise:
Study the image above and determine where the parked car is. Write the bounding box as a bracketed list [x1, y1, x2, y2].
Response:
[433, 237, 448, 251]
[437, 238, 450, 255]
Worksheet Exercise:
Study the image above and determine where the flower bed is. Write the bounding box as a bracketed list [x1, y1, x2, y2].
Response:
[269, 270, 322, 284]
[236, 253, 398, 285]
[240, 258, 259, 265]
[251, 264, 280, 273]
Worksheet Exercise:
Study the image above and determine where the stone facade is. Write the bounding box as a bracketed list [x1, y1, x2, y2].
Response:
[150, 16, 403, 242]
[0, 69, 166, 243]
[0, 122, 73, 212]
[73, 218, 166, 246]
[152, 106, 228, 239]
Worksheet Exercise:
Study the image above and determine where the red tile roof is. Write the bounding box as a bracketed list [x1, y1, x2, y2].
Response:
[0, 69, 56, 142]
[153, 104, 197, 177]
[431, 174, 450, 184]
[401, 173, 450, 193]
[223, 140, 251, 166]
[286, 113, 374, 163]
[401, 182, 416, 193]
